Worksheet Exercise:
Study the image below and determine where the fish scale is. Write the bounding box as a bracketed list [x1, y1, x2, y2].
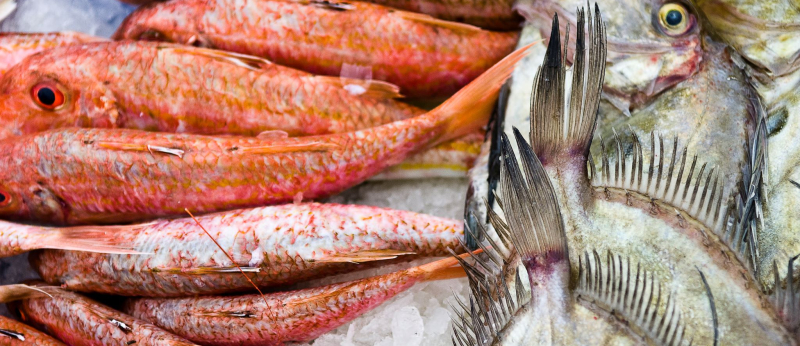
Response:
[0, 316, 65, 346]
[0, 43, 530, 225]
[113, 0, 520, 98]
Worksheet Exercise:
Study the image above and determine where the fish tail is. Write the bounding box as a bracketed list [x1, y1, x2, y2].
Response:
[529, 6, 606, 164]
[417, 251, 478, 281]
[0, 284, 54, 304]
[428, 42, 535, 145]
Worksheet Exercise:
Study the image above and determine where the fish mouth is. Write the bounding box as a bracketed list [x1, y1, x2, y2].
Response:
[697, 0, 800, 76]
[515, 0, 702, 112]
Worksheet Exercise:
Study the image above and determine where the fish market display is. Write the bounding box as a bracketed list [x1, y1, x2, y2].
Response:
[455, 9, 797, 345]
[0, 32, 102, 76]
[0, 44, 527, 225]
[31, 203, 462, 296]
[362, 0, 520, 31]
[124, 254, 467, 346]
[0, 284, 199, 345]
[0, 315, 65, 346]
[0, 40, 421, 139]
[112, 0, 520, 97]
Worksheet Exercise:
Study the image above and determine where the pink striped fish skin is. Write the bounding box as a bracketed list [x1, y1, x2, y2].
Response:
[0, 316, 66, 346]
[31, 203, 462, 297]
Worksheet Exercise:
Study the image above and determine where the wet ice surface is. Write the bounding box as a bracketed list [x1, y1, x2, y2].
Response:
[0, 1, 471, 343]
[0, 0, 135, 38]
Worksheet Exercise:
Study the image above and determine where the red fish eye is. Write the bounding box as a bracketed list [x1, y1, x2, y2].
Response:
[0, 191, 11, 207]
[138, 29, 169, 42]
[31, 83, 65, 110]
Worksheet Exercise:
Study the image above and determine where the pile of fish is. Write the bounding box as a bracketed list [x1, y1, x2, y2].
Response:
[0, 0, 798, 344]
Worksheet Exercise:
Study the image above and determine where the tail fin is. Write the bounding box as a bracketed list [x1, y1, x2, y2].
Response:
[529, 6, 606, 165]
[417, 251, 480, 281]
[0, 284, 54, 303]
[429, 43, 535, 145]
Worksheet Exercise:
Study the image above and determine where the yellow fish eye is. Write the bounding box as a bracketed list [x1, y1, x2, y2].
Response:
[657, 3, 692, 36]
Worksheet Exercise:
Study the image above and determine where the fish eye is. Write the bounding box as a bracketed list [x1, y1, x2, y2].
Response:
[31, 83, 65, 110]
[657, 3, 694, 36]
[0, 191, 11, 207]
[138, 29, 169, 42]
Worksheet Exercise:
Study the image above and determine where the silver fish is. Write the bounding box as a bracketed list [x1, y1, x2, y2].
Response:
[454, 8, 798, 345]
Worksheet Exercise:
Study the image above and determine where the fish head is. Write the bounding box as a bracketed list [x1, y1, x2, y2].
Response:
[0, 171, 67, 225]
[516, 0, 703, 113]
[696, 0, 800, 77]
[112, 1, 204, 46]
[0, 47, 119, 141]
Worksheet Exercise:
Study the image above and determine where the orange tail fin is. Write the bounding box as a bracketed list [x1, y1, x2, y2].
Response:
[416, 249, 483, 282]
[428, 43, 535, 145]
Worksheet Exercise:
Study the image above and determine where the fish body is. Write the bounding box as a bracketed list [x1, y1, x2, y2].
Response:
[0, 315, 65, 346]
[112, 0, 520, 97]
[456, 9, 798, 346]
[697, 0, 800, 77]
[362, 0, 520, 30]
[0, 32, 102, 76]
[1, 285, 198, 346]
[31, 203, 462, 296]
[0, 45, 528, 225]
[0, 40, 421, 140]
[124, 255, 464, 346]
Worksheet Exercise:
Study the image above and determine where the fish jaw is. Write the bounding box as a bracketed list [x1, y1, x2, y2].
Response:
[516, 0, 702, 113]
[697, 0, 800, 77]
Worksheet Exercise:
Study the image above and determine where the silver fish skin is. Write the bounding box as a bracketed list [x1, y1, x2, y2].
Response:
[30, 202, 462, 297]
[455, 8, 797, 346]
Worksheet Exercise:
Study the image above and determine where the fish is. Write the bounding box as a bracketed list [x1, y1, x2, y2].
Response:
[0, 40, 419, 140]
[371, 130, 483, 179]
[0, 315, 65, 346]
[0, 218, 141, 258]
[112, 0, 520, 98]
[123, 254, 467, 346]
[30, 202, 463, 297]
[454, 8, 797, 345]
[0, 32, 102, 76]
[696, 0, 800, 77]
[0, 284, 199, 346]
[514, 0, 703, 114]
[361, 0, 521, 31]
[0, 43, 530, 225]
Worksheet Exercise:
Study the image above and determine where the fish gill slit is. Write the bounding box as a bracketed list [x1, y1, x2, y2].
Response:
[576, 250, 692, 346]
[590, 131, 763, 279]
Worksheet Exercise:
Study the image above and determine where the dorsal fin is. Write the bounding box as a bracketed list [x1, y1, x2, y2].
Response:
[392, 11, 482, 33]
[577, 250, 693, 346]
[529, 6, 606, 166]
[309, 75, 403, 99]
[162, 46, 273, 71]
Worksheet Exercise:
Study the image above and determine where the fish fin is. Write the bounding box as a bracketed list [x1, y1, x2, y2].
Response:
[256, 130, 290, 140]
[151, 267, 260, 274]
[302, 0, 355, 11]
[769, 254, 800, 331]
[311, 75, 403, 99]
[309, 249, 416, 263]
[237, 142, 338, 154]
[0, 284, 54, 303]
[577, 250, 692, 345]
[418, 251, 476, 281]
[0, 0, 15, 22]
[195, 311, 256, 318]
[499, 129, 569, 270]
[529, 8, 605, 166]
[39, 225, 147, 255]
[429, 42, 534, 145]
[393, 11, 481, 33]
[164, 46, 273, 71]
[96, 142, 185, 158]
